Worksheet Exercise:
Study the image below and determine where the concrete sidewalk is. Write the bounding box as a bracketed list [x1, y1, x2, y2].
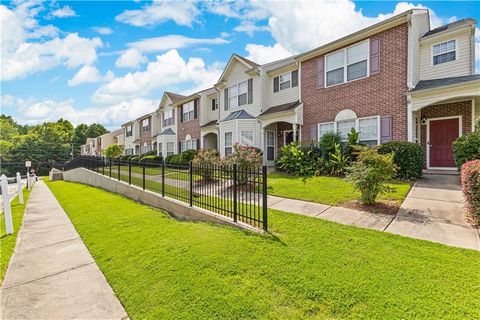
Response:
[0, 180, 128, 320]
[268, 175, 480, 251]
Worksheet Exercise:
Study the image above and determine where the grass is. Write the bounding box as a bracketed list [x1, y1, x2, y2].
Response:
[118, 165, 200, 181]
[1, 188, 31, 282]
[46, 179, 480, 319]
[268, 173, 411, 206]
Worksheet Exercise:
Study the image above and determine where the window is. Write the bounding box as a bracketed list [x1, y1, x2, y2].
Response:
[433, 40, 455, 65]
[181, 139, 198, 151]
[224, 132, 233, 156]
[318, 116, 380, 144]
[274, 70, 299, 92]
[266, 130, 275, 161]
[279, 72, 291, 90]
[211, 98, 218, 111]
[142, 118, 150, 132]
[166, 142, 174, 156]
[164, 110, 174, 126]
[126, 125, 132, 137]
[240, 131, 253, 146]
[158, 143, 162, 154]
[182, 101, 195, 122]
[337, 120, 356, 142]
[358, 117, 378, 145]
[228, 80, 248, 109]
[326, 40, 368, 86]
[318, 122, 335, 139]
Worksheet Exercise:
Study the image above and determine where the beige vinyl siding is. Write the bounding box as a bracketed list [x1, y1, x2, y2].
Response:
[408, 11, 430, 88]
[218, 119, 261, 157]
[219, 59, 262, 119]
[264, 67, 300, 110]
[157, 134, 177, 158]
[219, 121, 237, 157]
[150, 113, 161, 136]
[420, 30, 472, 80]
[199, 89, 219, 126]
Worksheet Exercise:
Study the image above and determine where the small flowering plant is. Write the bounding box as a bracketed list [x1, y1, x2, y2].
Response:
[224, 143, 263, 184]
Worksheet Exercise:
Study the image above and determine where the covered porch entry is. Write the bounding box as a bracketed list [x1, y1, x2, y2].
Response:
[261, 121, 302, 166]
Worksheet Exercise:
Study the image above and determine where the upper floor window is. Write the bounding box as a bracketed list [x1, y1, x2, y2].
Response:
[142, 118, 150, 132]
[433, 40, 455, 65]
[126, 125, 132, 137]
[228, 80, 248, 109]
[326, 40, 368, 87]
[273, 70, 298, 92]
[182, 101, 195, 122]
[211, 98, 218, 111]
[164, 110, 174, 126]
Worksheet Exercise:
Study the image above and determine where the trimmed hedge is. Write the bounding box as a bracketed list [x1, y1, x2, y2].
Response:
[461, 160, 480, 219]
[168, 154, 183, 166]
[164, 154, 175, 164]
[378, 141, 423, 180]
[452, 130, 480, 170]
[139, 155, 163, 164]
[180, 149, 197, 165]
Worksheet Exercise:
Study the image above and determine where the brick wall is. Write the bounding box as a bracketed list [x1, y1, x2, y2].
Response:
[139, 116, 152, 150]
[420, 100, 472, 167]
[300, 23, 409, 142]
[177, 98, 201, 145]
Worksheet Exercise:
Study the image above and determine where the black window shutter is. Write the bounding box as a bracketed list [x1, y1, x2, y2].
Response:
[273, 77, 279, 92]
[292, 70, 298, 87]
[180, 105, 183, 123]
[211, 98, 215, 110]
[248, 78, 253, 104]
[224, 88, 228, 110]
[194, 99, 198, 119]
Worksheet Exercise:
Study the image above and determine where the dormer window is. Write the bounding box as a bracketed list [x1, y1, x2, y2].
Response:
[432, 40, 456, 65]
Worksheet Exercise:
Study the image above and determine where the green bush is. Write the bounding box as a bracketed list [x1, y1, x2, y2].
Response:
[319, 132, 342, 160]
[180, 149, 197, 165]
[276, 142, 317, 176]
[316, 143, 349, 176]
[139, 155, 163, 165]
[347, 147, 397, 205]
[224, 144, 263, 184]
[192, 150, 220, 181]
[164, 154, 174, 164]
[452, 130, 480, 170]
[130, 155, 141, 162]
[168, 154, 183, 166]
[461, 160, 480, 219]
[102, 144, 123, 158]
[378, 141, 423, 180]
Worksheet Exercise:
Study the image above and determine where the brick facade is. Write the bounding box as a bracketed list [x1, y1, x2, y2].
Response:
[300, 23, 409, 142]
[420, 100, 472, 167]
[177, 98, 201, 149]
[139, 116, 153, 152]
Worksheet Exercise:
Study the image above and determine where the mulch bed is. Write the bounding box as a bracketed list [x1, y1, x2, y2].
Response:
[340, 200, 401, 215]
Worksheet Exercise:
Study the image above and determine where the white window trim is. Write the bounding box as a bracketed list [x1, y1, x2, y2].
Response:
[324, 39, 370, 88]
[431, 38, 457, 66]
[279, 72, 291, 91]
[182, 101, 195, 122]
[224, 132, 233, 155]
[166, 142, 174, 156]
[240, 130, 254, 146]
[317, 116, 380, 144]
[228, 80, 248, 109]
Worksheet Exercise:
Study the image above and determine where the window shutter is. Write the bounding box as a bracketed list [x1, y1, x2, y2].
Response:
[292, 70, 298, 87]
[380, 116, 392, 143]
[211, 98, 216, 111]
[194, 99, 198, 119]
[172, 109, 175, 124]
[224, 88, 228, 110]
[273, 77, 279, 92]
[370, 37, 380, 75]
[180, 105, 184, 123]
[317, 57, 324, 88]
[248, 78, 253, 104]
[310, 125, 318, 142]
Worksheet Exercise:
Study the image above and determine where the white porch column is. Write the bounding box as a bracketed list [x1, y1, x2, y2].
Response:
[293, 123, 297, 142]
[407, 97, 414, 142]
[260, 127, 266, 164]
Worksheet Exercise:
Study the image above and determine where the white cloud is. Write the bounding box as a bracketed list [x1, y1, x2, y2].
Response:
[115, 0, 200, 27]
[127, 35, 229, 53]
[234, 21, 269, 37]
[93, 49, 223, 104]
[68, 66, 115, 86]
[115, 48, 147, 68]
[92, 27, 113, 35]
[245, 43, 292, 64]
[49, 5, 77, 18]
[0, 2, 102, 81]
[3, 95, 156, 128]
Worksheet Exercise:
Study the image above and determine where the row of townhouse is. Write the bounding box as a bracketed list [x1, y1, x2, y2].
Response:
[85, 9, 480, 171]
[80, 129, 125, 156]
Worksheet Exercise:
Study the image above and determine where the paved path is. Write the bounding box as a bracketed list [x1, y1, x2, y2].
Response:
[0, 180, 128, 319]
[268, 175, 480, 251]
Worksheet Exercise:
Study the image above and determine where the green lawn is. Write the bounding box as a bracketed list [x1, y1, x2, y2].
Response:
[45, 180, 480, 319]
[268, 173, 411, 205]
[117, 166, 200, 181]
[1, 188, 31, 282]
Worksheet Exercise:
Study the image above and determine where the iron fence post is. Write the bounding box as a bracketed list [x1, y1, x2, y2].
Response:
[262, 165, 268, 232]
[233, 163, 237, 222]
[117, 158, 120, 181]
[109, 158, 112, 178]
[162, 160, 165, 197]
[128, 159, 131, 185]
[102, 157, 105, 175]
[142, 162, 146, 190]
[189, 161, 193, 207]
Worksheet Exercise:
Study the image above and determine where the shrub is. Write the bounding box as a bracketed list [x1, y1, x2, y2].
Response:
[276, 142, 317, 176]
[164, 154, 175, 164]
[461, 160, 480, 219]
[130, 155, 141, 162]
[180, 149, 197, 165]
[192, 150, 220, 181]
[317, 143, 349, 176]
[168, 154, 183, 166]
[452, 131, 480, 169]
[142, 150, 156, 157]
[346, 147, 397, 205]
[139, 155, 163, 166]
[378, 141, 423, 180]
[319, 132, 342, 160]
[102, 144, 123, 158]
[225, 143, 263, 184]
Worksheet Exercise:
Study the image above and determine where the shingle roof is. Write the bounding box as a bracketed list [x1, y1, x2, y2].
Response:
[221, 110, 255, 122]
[201, 120, 218, 128]
[259, 101, 300, 116]
[235, 54, 260, 68]
[422, 18, 476, 38]
[165, 92, 186, 104]
[159, 128, 176, 135]
[411, 75, 480, 91]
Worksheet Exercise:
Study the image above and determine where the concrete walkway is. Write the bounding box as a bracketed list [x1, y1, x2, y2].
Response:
[268, 175, 480, 251]
[0, 180, 128, 319]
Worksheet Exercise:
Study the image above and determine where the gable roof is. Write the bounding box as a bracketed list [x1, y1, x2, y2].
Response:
[165, 92, 186, 104]
[221, 110, 255, 122]
[216, 54, 260, 84]
[259, 101, 300, 116]
[411, 74, 480, 92]
[422, 18, 477, 38]
[159, 128, 176, 135]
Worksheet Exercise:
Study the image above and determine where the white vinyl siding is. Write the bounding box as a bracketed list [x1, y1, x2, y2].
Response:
[264, 67, 300, 112]
[325, 40, 369, 87]
[240, 131, 254, 146]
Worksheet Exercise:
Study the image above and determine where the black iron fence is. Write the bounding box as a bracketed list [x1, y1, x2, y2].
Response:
[0, 160, 58, 177]
[59, 156, 268, 231]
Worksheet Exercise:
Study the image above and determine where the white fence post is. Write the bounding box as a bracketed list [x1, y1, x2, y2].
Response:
[16, 172, 24, 204]
[26, 171, 30, 190]
[1, 175, 14, 235]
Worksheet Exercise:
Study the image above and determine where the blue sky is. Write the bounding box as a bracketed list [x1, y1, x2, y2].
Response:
[1, 0, 479, 130]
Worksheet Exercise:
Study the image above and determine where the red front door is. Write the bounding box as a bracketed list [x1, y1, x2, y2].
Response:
[429, 118, 459, 168]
